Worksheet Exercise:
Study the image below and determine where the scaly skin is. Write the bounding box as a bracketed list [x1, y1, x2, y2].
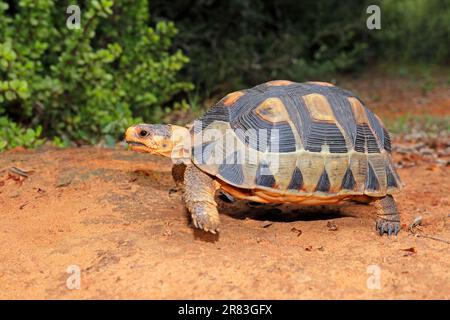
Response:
[374, 195, 401, 236]
[184, 165, 220, 234]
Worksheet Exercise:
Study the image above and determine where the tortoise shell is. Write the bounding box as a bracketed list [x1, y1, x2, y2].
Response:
[191, 80, 402, 204]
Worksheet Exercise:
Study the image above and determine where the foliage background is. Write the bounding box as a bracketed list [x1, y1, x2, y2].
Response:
[0, 0, 192, 149]
[0, 0, 448, 151]
[150, 0, 449, 95]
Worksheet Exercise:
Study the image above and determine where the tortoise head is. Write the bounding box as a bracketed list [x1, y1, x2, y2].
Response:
[125, 124, 191, 160]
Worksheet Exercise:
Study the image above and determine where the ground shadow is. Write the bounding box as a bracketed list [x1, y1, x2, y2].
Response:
[217, 194, 359, 223]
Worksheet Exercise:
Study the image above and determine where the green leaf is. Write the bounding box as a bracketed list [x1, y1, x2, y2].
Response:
[4, 91, 16, 101]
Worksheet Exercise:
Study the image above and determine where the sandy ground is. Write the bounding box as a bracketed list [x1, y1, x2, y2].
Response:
[0, 145, 449, 299]
[0, 76, 449, 299]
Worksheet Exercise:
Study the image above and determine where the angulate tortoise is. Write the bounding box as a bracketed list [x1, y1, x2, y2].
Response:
[125, 80, 403, 236]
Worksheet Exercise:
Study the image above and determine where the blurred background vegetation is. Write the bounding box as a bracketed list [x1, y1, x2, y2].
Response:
[0, 0, 449, 151]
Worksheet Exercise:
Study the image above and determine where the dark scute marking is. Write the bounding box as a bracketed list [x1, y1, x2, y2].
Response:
[341, 167, 356, 190]
[288, 167, 303, 190]
[228, 89, 266, 120]
[315, 169, 331, 192]
[255, 162, 276, 188]
[366, 110, 386, 151]
[365, 163, 380, 191]
[218, 151, 244, 185]
[303, 83, 357, 99]
[280, 93, 312, 148]
[193, 141, 216, 164]
[366, 131, 380, 153]
[386, 165, 398, 188]
[325, 94, 357, 147]
[233, 111, 296, 153]
[301, 82, 338, 95]
[196, 104, 230, 132]
[269, 123, 296, 152]
[355, 124, 380, 153]
[354, 125, 365, 153]
[383, 128, 392, 153]
[306, 122, 348, 153]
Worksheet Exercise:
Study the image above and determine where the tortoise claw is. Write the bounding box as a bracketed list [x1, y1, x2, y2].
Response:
[376, 219, 400, 237]
[190, 205, 220, 234]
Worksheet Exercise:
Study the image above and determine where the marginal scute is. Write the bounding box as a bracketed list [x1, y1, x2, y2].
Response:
[324, 157, 349, 192]
[255, 162, 276, 188]
[287, 167, 304, 190]
[385, 159, 402, 190]
[218, 151, 244, 186]
[341, 167, 356, 190]
[297, 153, 324, 192]
[386, 165, 398, 188]
[365, 162, 380, 191]
[348, 153, 368, 193]
[315, 169, 331, 193]
[369, 154, 387, 192]
[193, 140, 216, 165]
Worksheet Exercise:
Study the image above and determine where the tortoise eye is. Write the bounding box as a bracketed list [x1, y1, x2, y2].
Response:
[139, 129, 148, 137]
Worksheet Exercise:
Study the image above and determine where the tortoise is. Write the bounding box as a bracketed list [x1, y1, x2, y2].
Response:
[125, 80, 403, 236]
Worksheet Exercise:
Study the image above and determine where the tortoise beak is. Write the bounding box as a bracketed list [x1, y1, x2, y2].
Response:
[125, 126, 139, 144]
[125, 126, 152, 152]
[126, 141, 146, 147]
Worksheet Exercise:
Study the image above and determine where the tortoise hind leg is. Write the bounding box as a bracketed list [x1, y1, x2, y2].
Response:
[374, 195, 401, 236]
[184, 165, 220, 234]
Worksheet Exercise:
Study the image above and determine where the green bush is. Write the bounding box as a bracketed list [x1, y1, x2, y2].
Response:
[1, 0, 448, 152]
[0, 116, 43, 151]
[150, 0, 373, 96]
[0, 0, 193, 148]
[150, 0, 449, 97]
[376, 0, 450, 64]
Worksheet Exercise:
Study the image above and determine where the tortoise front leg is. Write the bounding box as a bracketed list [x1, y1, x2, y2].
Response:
[171, 162, 186, 190]
[374, 195, 401, 236]
[184, 165, 220, 233]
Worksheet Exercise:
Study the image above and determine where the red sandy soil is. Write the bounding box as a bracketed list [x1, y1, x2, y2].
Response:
[0, 147, 449, 299]
[0, 78, 449, 299]
[339, 71, 450, 120]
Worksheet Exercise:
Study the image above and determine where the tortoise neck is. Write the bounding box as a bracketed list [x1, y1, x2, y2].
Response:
[168, 125, 192, 164]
